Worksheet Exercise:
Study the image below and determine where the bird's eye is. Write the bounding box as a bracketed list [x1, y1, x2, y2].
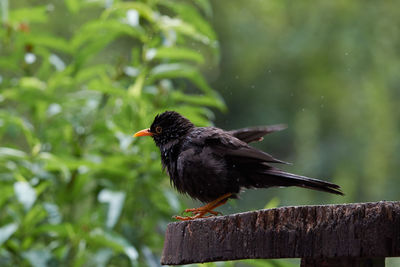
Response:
[155, 126, 162, 134]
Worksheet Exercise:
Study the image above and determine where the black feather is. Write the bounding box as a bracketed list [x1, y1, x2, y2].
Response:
[146, 111, 343, 203]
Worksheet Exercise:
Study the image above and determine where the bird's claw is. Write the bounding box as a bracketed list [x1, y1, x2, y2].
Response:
[174, 208, 222, 221]
[173, 213, 214, 221]
[183, 208, 222, 216]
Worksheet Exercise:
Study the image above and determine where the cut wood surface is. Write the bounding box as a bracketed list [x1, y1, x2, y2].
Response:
[161, 201, 400, 265]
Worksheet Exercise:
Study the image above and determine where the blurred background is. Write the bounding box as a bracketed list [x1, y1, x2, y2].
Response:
[0, 0, 399, 266]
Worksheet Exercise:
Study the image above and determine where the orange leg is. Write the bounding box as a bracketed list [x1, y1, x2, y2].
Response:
[173, 193, 232, 221]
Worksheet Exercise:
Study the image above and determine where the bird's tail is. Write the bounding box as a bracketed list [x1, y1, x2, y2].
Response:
[255, 168, 343, 195]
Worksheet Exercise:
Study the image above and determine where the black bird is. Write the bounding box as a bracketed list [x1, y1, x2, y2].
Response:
[134, 111, 343, 220]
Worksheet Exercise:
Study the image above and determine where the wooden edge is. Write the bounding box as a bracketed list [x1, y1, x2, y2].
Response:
[161, 201, 400, 265]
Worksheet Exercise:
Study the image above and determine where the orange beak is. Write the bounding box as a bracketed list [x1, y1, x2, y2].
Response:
[133, 128, 153, 137]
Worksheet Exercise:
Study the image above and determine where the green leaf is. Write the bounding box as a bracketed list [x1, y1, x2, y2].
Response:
[27, 34, 71, 54]
[98, 189, 126, 229]
[156, 15, 211, 45]
[160, 1, 216, 40]
[65, 0, 81, 14]
[22, 249, 52, 267]
[14, 181, 37, 211]
[171, 91, 225, 110]
[72, 20, 146, 49]
[19, 77, 47, 90]
[145, 47, 204, 64]
[9, 6, 48, 23]
[0, 223, 18, 246]
[148, 63, 211, 91]
[0, 147, 27, 159]
[88, 229, 138, 264]
[101, 2, 155, 22]
[128, 69, 146, 97]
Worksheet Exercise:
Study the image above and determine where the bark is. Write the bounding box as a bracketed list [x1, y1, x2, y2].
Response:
[161, 201, 400, 265]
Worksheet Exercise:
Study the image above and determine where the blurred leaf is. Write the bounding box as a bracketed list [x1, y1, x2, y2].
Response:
[65, 0, 80, 14]
[101, 2, 155, 22]
[0, 223, 18, 246]
[145, 47, 204, 64]
[128, 69, 146, 97]
[156, 15, 211, 45]
[90, 248, 113, 267]
[0, 147, 27, 158]
[43, 203, 62, 224]
[171, 90, 225, 110]
[88, 229, 138, 264]
[27, 35, 72, 54]
[14, 181, 37, 211]
[72, 19, 146, 49]
[19, 77, 47, 90]
[148, 63, 212, 93]
[9, 6, 47, 23]
[22, 249, 52, 267]
[0, 1, 223, 266]
[98, 189, 126, 229]
[160, 0, 216, 40]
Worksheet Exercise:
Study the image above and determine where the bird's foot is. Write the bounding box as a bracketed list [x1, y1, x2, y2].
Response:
[173, 213, 214, 221]
[173, 193, 232, 221]
[184, 207, 222, 216]
[173, 208, 220, 221]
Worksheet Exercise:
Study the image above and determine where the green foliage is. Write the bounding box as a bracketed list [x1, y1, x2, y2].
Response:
[0, 0, 224, 266]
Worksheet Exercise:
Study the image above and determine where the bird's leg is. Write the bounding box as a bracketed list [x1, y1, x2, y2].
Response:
[174, 193, 232, 221]
[184, 193, 232, 215]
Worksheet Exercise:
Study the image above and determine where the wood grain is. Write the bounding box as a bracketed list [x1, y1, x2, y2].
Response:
[161, 201, 400, 265]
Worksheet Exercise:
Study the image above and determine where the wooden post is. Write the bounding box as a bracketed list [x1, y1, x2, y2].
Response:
[161, 201, 400, 266]
[300, 257, 385, 267]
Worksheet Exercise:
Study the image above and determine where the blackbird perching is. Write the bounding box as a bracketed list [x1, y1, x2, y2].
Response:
[134, 111, 343, 220]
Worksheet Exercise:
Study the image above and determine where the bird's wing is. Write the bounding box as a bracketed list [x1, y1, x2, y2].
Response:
[199, 128, 289, 165]
[228, 124, 287, 143]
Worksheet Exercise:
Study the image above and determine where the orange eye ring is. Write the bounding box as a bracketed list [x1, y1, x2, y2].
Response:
[155, 126, 162, 134]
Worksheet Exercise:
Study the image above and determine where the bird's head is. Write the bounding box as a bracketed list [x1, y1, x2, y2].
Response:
[133, 111, 194, 146]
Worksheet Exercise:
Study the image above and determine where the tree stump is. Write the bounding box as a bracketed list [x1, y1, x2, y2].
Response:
[161, 201, 400, 266]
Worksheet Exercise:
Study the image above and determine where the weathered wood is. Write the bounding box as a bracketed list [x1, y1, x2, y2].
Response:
[161, 201, 400, 265]
[301, 257, 385, 267]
